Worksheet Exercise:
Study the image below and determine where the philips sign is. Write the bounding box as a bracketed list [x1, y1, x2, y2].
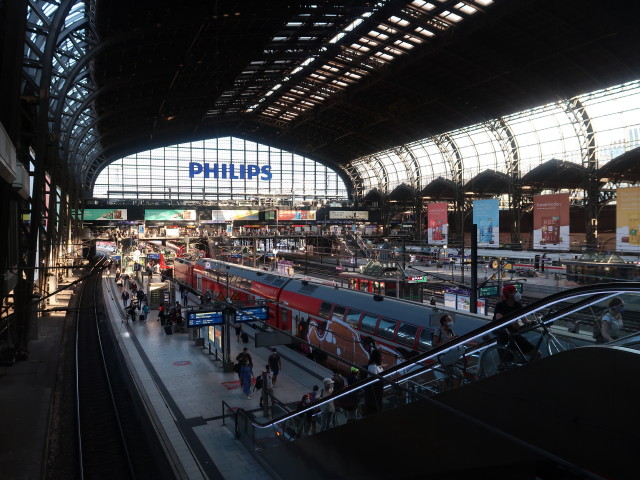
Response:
[189, 162, 272, 181]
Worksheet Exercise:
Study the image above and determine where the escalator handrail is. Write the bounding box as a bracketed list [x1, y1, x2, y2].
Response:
[248, 282, 640, 429]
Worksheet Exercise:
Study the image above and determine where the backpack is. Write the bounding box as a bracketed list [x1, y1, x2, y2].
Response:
[254, 375, 263, 391]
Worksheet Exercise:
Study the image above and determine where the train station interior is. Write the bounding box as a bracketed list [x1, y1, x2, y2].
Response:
[2, 1, 640, 479]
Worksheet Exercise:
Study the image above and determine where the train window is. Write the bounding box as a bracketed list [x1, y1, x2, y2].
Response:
[345, 309, 362, 328]
[332, 305, 345, 322]
[376, 317, 397, 340]
[318, 302, 332, 320]
[418, 328, 434, 349]
[360, 314, 378, 333]
[396, 323, 419, 346]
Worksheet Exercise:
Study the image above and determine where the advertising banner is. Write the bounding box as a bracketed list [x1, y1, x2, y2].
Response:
[427, 202, 448, 245]
[533, 193, 570, 251]
[329, 210, 369, 220]
[616, 186, 640, 252]
[473, 199, 499, 247]
[83, 208, 128, 220]
[211, 210, 260, 222]
[277, 210, 316, 220]
[96, 241, 117, 253]
[144, 210, 196, 221]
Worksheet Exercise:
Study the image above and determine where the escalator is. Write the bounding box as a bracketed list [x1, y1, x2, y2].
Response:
[234, 283, 640, 479]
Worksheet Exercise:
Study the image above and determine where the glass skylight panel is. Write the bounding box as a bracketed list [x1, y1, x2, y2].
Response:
[384, 46, 405, 56]
[414, 26, 435, 37]
[440, 9, 463, 23]
[411, 1, 436, 12]
[375, 51, 394, 62]
[377, 24, 398, 35]
[394, 39, 416, 49]
[350, 43, 371, 52]
[474, 0, 494, 6]
[455, 2, 478, 15]
[359, 37, 379, 47]
[388, 16, 410, 27]
[368, 30, 390, 41]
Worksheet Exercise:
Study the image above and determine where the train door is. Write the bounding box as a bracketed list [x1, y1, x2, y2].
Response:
[197, 274, 202, 292]
[280, 306, 292, 333]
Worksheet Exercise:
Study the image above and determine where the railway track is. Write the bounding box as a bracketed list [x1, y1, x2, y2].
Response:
[72, 257, 173, 479]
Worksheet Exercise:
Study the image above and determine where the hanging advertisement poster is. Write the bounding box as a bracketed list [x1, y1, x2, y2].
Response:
[211, 210, 260, 222]
[427, 202, 448, 245]
[83, 208, 128, 220]
[473, 199, 499, 247]
[144, 209, 196, 221]
[616, 186, 640, 252]
[533, 193, 570, 251]
[277, 210, 316, 220]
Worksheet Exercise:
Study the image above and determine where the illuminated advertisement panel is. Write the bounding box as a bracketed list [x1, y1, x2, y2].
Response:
[144, 210, 196, 221]
[427, 202, 448, 245]
[329, 211, 369, 220]
[473, 199, 499, 247]
[211, 210, 260, 222]
[83, 209, 128, 220]
[616, 186, 640, 252]
[277, 210, 316, 220]
[96, 241, 117, 253]
[533, 193, 570, 251]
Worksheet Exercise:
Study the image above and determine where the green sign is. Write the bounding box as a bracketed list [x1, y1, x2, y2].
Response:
[478, 283, 523, 297]
[407, 275, 428, 283]
[478, 285, 499, 297]
[83, 208, 127, 220]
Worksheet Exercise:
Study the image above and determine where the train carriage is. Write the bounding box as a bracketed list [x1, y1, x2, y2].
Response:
[171, 257, 489, 373]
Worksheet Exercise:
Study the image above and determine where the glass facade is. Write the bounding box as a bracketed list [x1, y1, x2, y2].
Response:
[350, 80, 640, 194]
[92, 137, 349, 203]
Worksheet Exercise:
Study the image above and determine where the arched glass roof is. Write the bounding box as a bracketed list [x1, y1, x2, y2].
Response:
[348, 79, 640, 195]
[92, 137, 349, 204]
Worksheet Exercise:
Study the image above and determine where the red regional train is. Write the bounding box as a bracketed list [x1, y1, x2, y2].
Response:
[173, 257, 489, 371]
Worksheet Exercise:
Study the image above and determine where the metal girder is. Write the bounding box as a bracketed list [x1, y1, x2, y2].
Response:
[487, 117, 521, 246]
[433, 133, 464, 246]
[564, 97, 598, 248]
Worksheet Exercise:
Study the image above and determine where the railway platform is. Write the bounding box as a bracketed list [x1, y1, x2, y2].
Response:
[101, 272, 334, 480]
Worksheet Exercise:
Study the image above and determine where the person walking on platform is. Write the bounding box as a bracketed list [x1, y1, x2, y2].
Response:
[158, 303, 166, 325]
[234, 323, 243, 342]
[126, 303, 137, 323]
[121, 289, 130, 308]
[240, 359, 254, 399]
[181, 289, 189, 306]
[141, 302, 149, 322]
[258, 364, 274, 409]
[268, 348, 282, 387]
[236, 347, 253, 367]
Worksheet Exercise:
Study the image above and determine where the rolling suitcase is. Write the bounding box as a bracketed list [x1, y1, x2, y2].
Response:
[164, 325, 173, 335]
[241, 331, 249, 343]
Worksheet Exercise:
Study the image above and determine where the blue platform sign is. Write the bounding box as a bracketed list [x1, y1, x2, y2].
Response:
[187, 310, 224, 327]
[147, 253, 160, 259]
[235, 306, 269, 323]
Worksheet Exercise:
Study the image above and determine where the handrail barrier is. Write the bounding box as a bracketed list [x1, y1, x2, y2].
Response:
[223, 282, 640, 477]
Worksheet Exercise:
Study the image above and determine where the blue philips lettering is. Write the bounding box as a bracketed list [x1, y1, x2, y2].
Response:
[260, 165, 272, 180]
[203, 163, 218, 178]
[247, 165, 259, 179]
[189, 163, 271, 180]
[189, 162, 203, 178]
